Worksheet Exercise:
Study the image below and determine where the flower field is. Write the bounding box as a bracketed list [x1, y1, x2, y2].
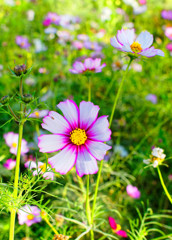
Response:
[0, 0, 172, 239]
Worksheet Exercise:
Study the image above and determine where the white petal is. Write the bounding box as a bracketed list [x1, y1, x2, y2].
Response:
[136, 31, 153, 49]
[86, 140, 111, 160]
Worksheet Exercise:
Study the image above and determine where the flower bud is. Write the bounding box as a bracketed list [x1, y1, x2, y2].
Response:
[0, 95, 10, 104]
[14, 64, 27, 76]
[22, 94, 34, 103]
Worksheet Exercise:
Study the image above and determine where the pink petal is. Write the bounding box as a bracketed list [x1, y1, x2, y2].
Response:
[116, 230, 128, 238]
[117, 29, 135, 51]
[110, 36, 123, 50]
[84, 58, 93, 70]
[136, 31, 153, 49]
[108, 217, 117, 230]
[73, 61, 85, 73]
[87, 116, 111, 142]
[93, 58, 101, 68]
[85, 140, 111, 160]
[48, 144, 77, 174]
[42, 111, 71, 134]
[57, 100, 79, 129]
[38, 134, 69, 153]
[79, 101, 100, 130]
[76, 145, 98, 177]
[140, 46, 164, 57]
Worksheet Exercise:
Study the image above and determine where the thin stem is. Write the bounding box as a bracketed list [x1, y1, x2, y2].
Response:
[9, 121, 24, 240]
[109, 58, 132, 126]
[88, 75, 91, 102]
[86, 175, 91, 225]
[20, 77, 23, 115]
[8, 105, 19, 122]
[43, 217, 59, 235]
[157, 166, 172, 204]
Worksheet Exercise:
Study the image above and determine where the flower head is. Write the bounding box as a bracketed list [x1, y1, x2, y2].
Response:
[18, 205, 42, 226]
[38, 100, 111, 177]
[165, 27, 172, 40]
[108, 217, 128, 238]
[111, 28, 164, 57]
[145, 94, 157, 104]
[4, 132, 29, 156]
[3, 158, 16, 170]
[161, 10, 172, 20]
[43, 12, 61, 26]
[69, 58, 106, 74]
[16, 36, 31, 49]
[25, 161, 54, 180]
[166, 43, 172, 53]
[126, 185, 141, 199]
[29, 109, 49, 118]
[143, 147, 166, 167]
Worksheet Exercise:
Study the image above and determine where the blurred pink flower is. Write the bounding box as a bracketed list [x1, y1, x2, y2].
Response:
[168, 174, 172, 181]
[4, 132, 29, 156]
[108, 217, 128, 238]
[72, 41, 84, 50]
[166, 43, 172, 52]
[145, 94, 157, 104]
[25, 161, 54, 180]
[161, 10, 172, 20]
[69, 58, 106, 74]
[165, 27, 172, 40]
[138, 0, 146, 5]
[3, 158, 16, 170]
[38, 100, 111, 177]
[38, 68, 47, 74]
[43, 12, 60, 26]
[126, 185, 141, 199]
[29, 110, 49, 118]
[16, 36, 31, 49]
[18, 205, 42, 226]
[111, 28, 164, 57]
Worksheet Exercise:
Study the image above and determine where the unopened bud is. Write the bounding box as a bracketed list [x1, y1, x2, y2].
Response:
[0, 95, 10, 104]
[22, 94, 34, 103]
[14, 64, 27, 76]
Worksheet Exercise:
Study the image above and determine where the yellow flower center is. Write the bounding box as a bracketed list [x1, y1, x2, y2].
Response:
[12, 142, 17, 148]
[70, 128, 87, 146]
[21, 42, 25, 47]
[130, 41, 143, 53]
[39, 163, 47, 173]
[113, 224, 121, 233]
[27, 214, 34, 220]
[34, 111, 40, 117]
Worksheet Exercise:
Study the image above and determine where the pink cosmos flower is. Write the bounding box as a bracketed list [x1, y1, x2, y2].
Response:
[18, 205, 42, 226]
[69, 58, 106, 74]
[29, 109, 49, 118]
[108, 217, 128, 238]
[126, 185, 141, 199]
[166, 43, 172, 52]
[3, 158, 16, 170]
[161, 10, 172, 20]
[38, 68, 47, 74]
[4, 132, 29, 156]
[111, 28, 164, 57]
[138, 0, 146, 5]
[145, 94, 157, 104]
[165, 27, 172, 40]
[16, 36, 31, 49]
[25, 161, 54, 180]
[38, 100, 111, 177]
[72, 41, 84, 50]
[43, 12, 60, 26]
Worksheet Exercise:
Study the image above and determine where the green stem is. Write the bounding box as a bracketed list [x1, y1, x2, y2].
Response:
[109, 58, 132, 126]
[88, 75, 91, 102]
[9, 120, 24, 240]
[157, 166, 172, 204]
[20, 77, 23, 116]
[43, 216, 59, 235]
[8, 105, 19, 122]
[86, 175, 91, 225]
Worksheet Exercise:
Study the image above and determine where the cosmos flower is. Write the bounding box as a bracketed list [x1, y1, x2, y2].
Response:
[161, 10, 172, 20]
[4, 132, 29, 156]
[38, 100, 111, 177]
[69, 58, 106, 74]
[143, 147, 166, 167]
[29, 109, 49, 118]
[38, 68, 47, 74]
[126, 185, 141, 199]
[25, 161, 54, 180]
[43, 12, 61, 26]
[84, 41, 102, 51]
[26, 10, 35, 21]
[165, 27, 172, 40]
[145, 94, 157, 104]
[108, 217, 128, 238]
[166, 43, 172, 53]
[111, 28, 164, 57]
[3, 158, 16, 170]
[72, 41, 84, 50]
[77, 34, 89, 41]
[16, 36, 31, 49]
[18, 205, 42, 226]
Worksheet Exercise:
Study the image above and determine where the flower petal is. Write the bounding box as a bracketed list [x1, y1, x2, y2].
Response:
[85, 140, 111, 160]
[57, 100, 79, 129]
[117, 29, 135, 51]
[116, 230, 128, 238]
[38, 134, 69, 153]
[140, 46, 164, 57]
[25, 161, 37, 169]
[76, 145, 98, 177]
[110, 36, 123, 50]
[73, 61, 85, 73]
[87, 116, 111, 142]
[84, 58, 93, 69]
[108, 217, 117, 230]
[79, 101, 100, 130]
[48, 144, 77, 174]
[136, 31, 153, 49]
[42, 111, 71, 134]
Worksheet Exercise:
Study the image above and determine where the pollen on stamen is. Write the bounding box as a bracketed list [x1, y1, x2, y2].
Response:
[70, 128, 87, 146]
[130, 41, 143, 53]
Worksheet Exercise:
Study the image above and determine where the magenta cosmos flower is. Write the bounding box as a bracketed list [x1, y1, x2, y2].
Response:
[3, 158, 16, 170]
[4, 132, 29, 155]
[111, 28, 164, 57]
[43, 12, 61, 26]
[38, 100, 111, 177]
[18, 205, 42, 226]
[126, 185, 141, 199]
[16, 36, 31, 49]
[69, 58, 106, 74]
[25, 161, 54, 180]
[109, 217, 128, 238]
